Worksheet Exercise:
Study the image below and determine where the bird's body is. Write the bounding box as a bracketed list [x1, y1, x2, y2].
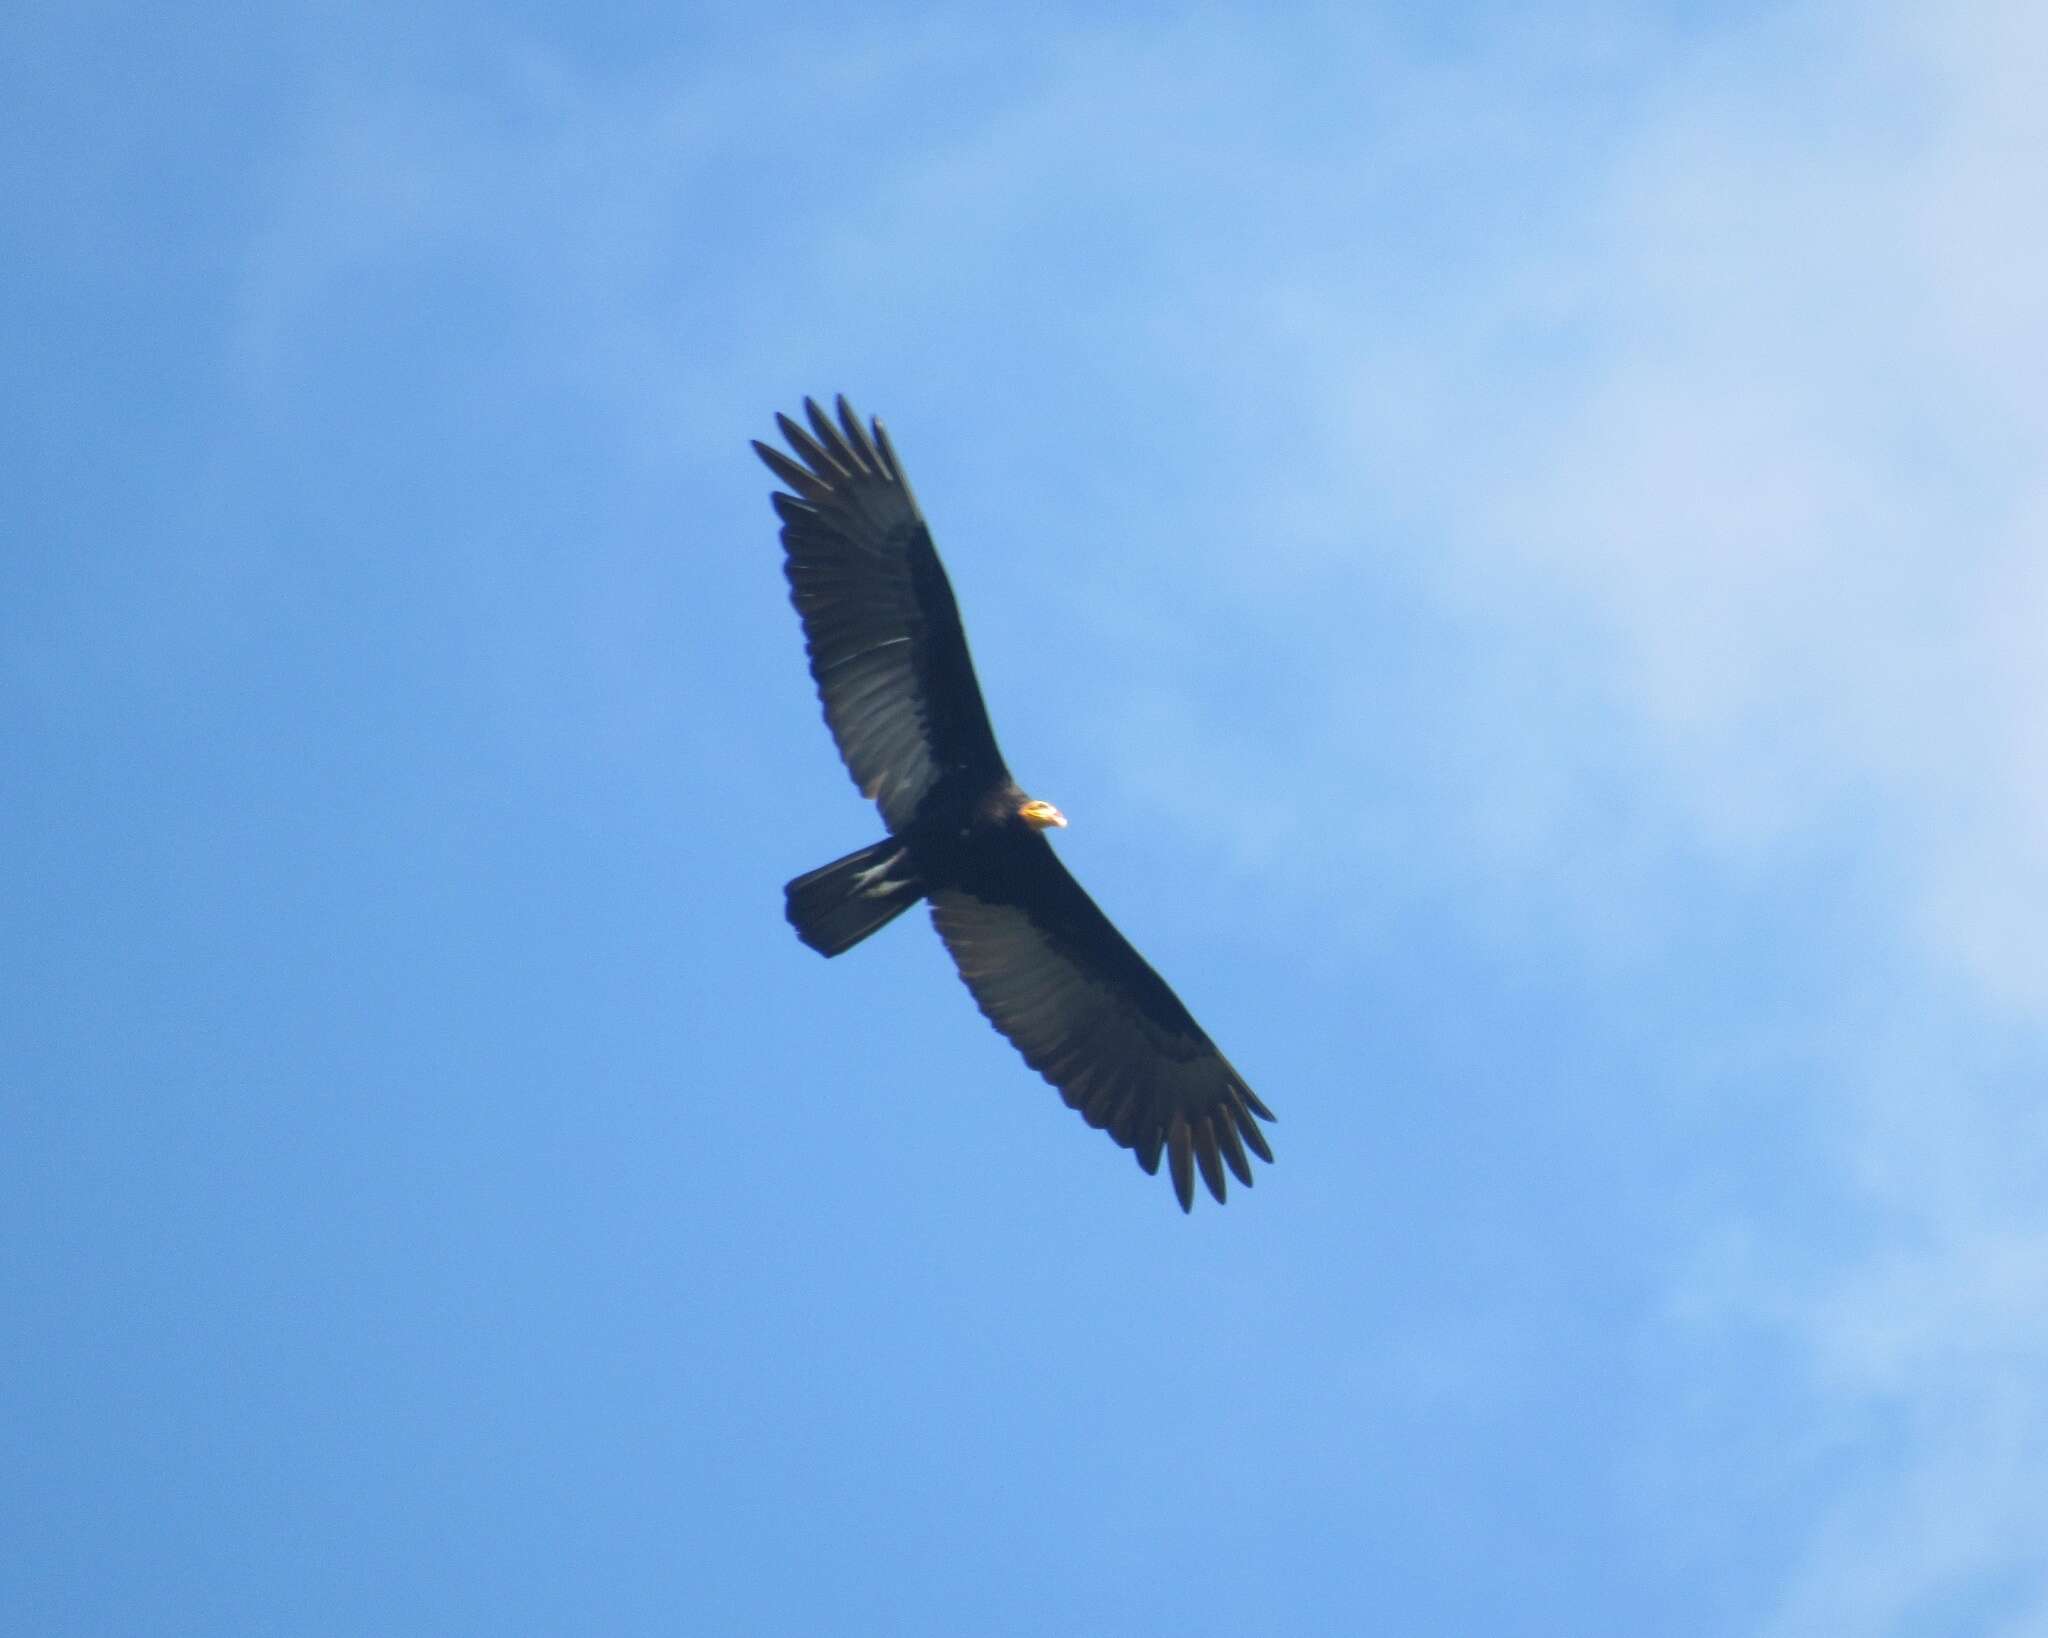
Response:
[756, 397, 1273, 1210]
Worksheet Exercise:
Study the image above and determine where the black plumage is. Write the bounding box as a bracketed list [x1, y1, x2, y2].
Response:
[756, 397, 1274, 1211]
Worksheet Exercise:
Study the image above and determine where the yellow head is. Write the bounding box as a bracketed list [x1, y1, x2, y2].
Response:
[1017, 798, 1067, 830]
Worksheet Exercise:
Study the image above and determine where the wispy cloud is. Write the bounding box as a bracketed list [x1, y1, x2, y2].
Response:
[1420, 4, 2048, 1626]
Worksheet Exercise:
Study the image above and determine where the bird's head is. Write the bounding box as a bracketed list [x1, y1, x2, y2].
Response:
[1017, 798, 1068, 830]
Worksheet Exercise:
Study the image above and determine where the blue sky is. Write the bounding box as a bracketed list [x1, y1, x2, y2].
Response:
[8, 2, 2048, 1633]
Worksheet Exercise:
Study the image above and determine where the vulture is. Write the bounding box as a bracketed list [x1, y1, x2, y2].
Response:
[756, 397, 1274, 1210]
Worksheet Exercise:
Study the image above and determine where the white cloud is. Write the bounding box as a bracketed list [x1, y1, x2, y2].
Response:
[1429, 4, 2048, 1627]
[1470, 0, 2048, 1000]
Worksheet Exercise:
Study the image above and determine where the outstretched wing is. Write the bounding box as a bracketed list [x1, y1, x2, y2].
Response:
[754, 397, 1006, 833]
[929, 836, 1275, 1211]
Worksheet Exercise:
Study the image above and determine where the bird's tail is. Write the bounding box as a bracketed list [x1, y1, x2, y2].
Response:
[785, 838, 927, 957]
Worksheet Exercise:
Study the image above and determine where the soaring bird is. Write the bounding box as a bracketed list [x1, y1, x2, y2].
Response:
[756, 397, 1274, 1211]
